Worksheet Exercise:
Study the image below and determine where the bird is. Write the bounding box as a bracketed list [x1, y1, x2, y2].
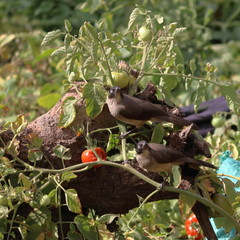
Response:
[106, 86, 197, 137]
[135, 140, 216, 173]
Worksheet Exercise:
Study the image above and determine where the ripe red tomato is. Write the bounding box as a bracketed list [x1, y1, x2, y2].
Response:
[81, 147, 106, 167]
[185, 213, 203, 240]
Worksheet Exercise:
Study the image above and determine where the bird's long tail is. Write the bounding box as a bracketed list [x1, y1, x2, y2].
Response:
[160, 114, 198, 129]
[188, 158, 217, 169]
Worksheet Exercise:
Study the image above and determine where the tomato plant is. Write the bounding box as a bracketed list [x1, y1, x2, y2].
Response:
[81, 147, 107, 167]
[185, 213, 203, 240]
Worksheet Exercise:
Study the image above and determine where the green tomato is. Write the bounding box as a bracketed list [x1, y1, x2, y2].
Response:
[111, 72, 131, 88]
[212, 193, 234, 216]
[138, 26, 152, 42]
[211, 116, 225, 128]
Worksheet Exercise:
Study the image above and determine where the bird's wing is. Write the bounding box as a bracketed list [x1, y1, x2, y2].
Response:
[121, 95, 167, 120]
[148, 143, 186, 164]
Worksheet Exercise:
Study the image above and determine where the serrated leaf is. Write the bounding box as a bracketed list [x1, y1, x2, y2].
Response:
[190, 59, 197, 75]
[64, 34, 72, 49]
[84, 22, 98, 39]
[83, 83, 107, 118]
[179, 191, 196, 215]
[37, 93, 61, 110]
[53, 144, 71, 160]
[61, 172, 77, 182]
[74, 215, 99, 240]
[28, 150, 43, 163]
[51, 46, 66, 57]
[64, 19, 72, 32]
[221, 85, 240, 114]
[58, 97, 77, 128]
[128, 8, 140, 31]
[65, 189, 81, 213]
[192, 82, 206, 112]
[10, 114, 27, 134]
[151, 123, 164, 143]
[41, 29, 63, 46]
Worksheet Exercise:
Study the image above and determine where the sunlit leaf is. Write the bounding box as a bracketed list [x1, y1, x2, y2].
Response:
[41, 29, 64, 46]
[37, 93, 61, 109]
[151, 123, 164, 143]
[53, 144, 71, 160]
[65, 189, 82, 213]
[58, 97, 77, 128]
[61, 172, 77, 182]
[128, 8, 140, 30]
[64, 19, 73, 33]
[74, 215, 99, 240]
[83, 83, 107, 118]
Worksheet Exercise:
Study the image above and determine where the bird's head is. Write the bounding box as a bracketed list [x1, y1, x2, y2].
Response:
[108, 86, 123, 100]
[136, 140, 150, 154]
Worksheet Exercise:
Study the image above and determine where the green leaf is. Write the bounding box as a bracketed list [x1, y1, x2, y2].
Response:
[222, 178, 238, 205]
[97, 213, 119, 224]
[65, 189, 82, 214]
[28, 150, 43, 163]
[37, 93, 61, 109]
[53, 144, 71, 160]
[192, 81, 206, 112]
[171, 165, 181, 188]
[64, 19, 73, 33]
[40, 83, 60, 96]
[83, 83, 107, 118]
[128, 8, 140, 31]
[34, 48, 56, 64]
[41, 29, 64, 46]
[179, 191, 196, 215]
[213, 217, 236, 233]
[58, 97, 77, 128]
[49, 189, 58, 205]
[61, 172, 77, 182]
[84, 22, 98, 40]
[221, 84, 240, 114]
[64, 34, 72, 49]
[10, 114, 27, 134]
[74, 215, 99, 240]
[190, 59, 197, 75]
[106, 133, 120, 152]
[51, 46, 66, 57]
[151, 123, 164, 143]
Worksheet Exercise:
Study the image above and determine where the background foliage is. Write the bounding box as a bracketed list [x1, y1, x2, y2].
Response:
[0, 0, 240, 239]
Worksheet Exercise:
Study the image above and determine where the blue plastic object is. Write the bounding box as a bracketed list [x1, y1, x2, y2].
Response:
[210, 150, 240, 239]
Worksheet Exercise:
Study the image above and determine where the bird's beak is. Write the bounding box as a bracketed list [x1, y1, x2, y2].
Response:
[136, 147, 143, 154]
[108, 91, 115, 99]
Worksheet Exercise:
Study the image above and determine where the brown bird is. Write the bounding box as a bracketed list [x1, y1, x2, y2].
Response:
[106, 86, 197, 137]
[135, 140, 216, 173]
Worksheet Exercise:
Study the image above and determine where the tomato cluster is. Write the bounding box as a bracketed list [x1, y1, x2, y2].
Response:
[81, 147, 106, 167]
[185, 213, 203, 240]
